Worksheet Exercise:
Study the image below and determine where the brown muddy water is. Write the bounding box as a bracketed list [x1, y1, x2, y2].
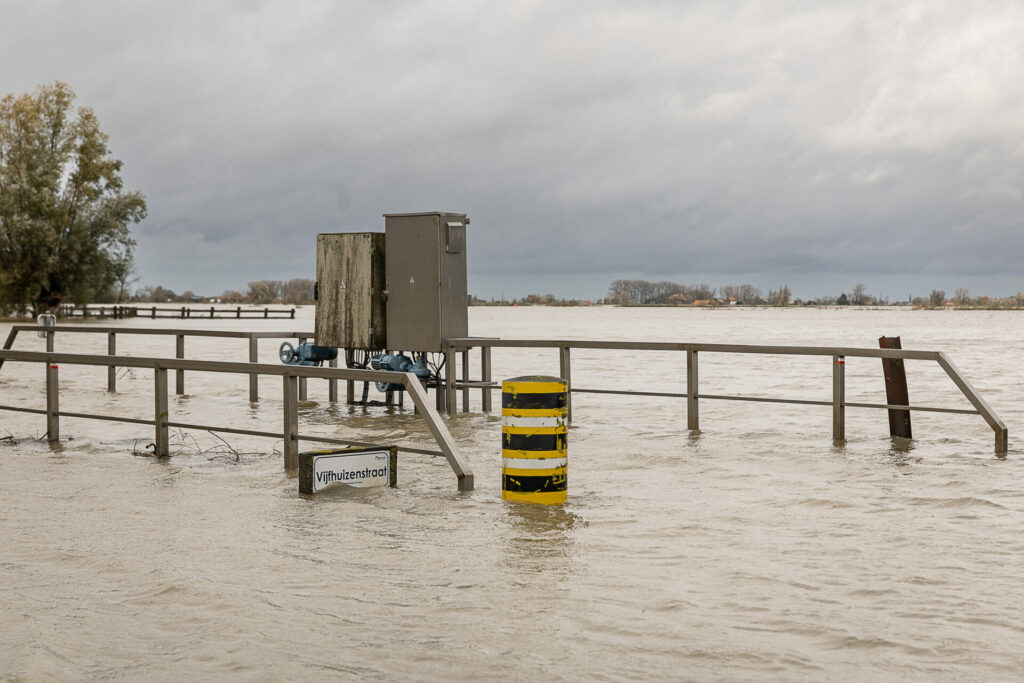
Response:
[2, 306, 1024, 680]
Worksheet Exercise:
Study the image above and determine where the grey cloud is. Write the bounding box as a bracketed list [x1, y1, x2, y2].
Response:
[2, 0, 1023, 298]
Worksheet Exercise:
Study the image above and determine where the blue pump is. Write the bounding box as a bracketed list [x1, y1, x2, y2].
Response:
[370, 353, 431, 392]
[279, 342, 338, 366]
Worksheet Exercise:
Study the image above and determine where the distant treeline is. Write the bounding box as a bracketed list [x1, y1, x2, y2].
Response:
[607, 280, 790, 305]
[127, 279, 315, 305]
[605, 280, 1024, 309]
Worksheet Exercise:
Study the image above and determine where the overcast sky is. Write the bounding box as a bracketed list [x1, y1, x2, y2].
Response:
[3, 1, 1024, 300]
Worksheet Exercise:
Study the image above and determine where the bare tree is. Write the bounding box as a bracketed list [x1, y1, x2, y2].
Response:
[929, 289, 946, 307]
[851, 283, 867, 306]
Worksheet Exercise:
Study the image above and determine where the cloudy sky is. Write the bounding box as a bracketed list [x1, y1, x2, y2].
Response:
[3, 1, 1024, 300]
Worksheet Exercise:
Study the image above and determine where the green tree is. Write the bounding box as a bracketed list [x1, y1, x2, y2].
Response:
[0, 82, 146, 312]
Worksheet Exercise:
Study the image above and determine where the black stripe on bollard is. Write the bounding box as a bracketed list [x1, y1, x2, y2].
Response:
[501, 391, 567, 410]
[502, 432, 567, 452]
[502, 473, 567, 493]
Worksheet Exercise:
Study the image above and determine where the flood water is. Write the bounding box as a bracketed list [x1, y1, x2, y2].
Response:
[2, 306, 1024, 680]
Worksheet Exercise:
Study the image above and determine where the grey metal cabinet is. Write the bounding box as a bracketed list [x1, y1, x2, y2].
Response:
[383, 212, 468, 352]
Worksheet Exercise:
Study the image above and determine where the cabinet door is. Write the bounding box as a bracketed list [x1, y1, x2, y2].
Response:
[315, 233, 386, 349]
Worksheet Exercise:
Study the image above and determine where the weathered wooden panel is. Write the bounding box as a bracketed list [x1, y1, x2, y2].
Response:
[315, 233, 386, 349]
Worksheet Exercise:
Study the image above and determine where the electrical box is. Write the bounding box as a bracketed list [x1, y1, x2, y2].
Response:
[315, 232, 386, 349]
[384, 211, 468, 352]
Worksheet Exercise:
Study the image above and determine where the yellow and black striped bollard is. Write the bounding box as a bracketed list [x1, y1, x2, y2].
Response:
[502, 375, 567, 505]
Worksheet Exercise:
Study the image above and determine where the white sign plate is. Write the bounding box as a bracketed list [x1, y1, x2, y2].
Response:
[312, 450, 392, 491]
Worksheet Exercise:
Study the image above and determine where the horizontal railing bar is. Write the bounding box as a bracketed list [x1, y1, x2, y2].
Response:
[698, 393, 833, 407]
[447, 382, 983, 415]
[80, 420, 446, 457]
[11, 325, 312, 339]
[58, 411, 154, 425]
[445, 337, 942, 360]
[294, 433, 444, 457]
[696, 393, 974, 413]
[166, 421, 282, 439]
[843, 401, 979, 415]
[572, 387, 686, 398]
[0, 404, 46, 415]
[0, 350, 407, 382]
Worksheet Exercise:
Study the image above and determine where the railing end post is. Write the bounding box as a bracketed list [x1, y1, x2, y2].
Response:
[996, 427, 1009, 456]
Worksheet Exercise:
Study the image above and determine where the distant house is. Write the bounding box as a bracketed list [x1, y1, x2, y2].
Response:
[728, 297, 737, 305]
[692, 299, 711, 307]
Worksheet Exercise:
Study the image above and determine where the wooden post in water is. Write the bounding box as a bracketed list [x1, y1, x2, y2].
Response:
[879, 336, 912, 439]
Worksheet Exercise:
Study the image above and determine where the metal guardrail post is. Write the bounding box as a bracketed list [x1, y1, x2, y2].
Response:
[107, 333, 116, 392]
[833, 355, 845, 443]
[248, 337, 259, 402]
[46, 330, 54, 353]
[687, 349, 699, 430]
[481, 346, 492, 412]
[298, 337, 308, 401]
[154, 367, 168, 455]
[175, 334, 185, 395]
[445, 345, 456, 415]
[328, 357, 338, 403]
[461, 350, 470, 413]
[283, 374, 298, 470]
[46, 358, 59, 442]
[344, 349, 355, 404]
[559, 345, 572, 423]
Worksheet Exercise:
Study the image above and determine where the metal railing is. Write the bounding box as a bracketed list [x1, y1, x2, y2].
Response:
[2, 325, 319, 402]
[0, 348, 473, 492]
[444, 338, 1008, 454]
[2, 326, 1007, 463]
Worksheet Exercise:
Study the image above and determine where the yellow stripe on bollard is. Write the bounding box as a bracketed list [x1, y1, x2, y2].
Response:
[501, 375, 568, 505]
